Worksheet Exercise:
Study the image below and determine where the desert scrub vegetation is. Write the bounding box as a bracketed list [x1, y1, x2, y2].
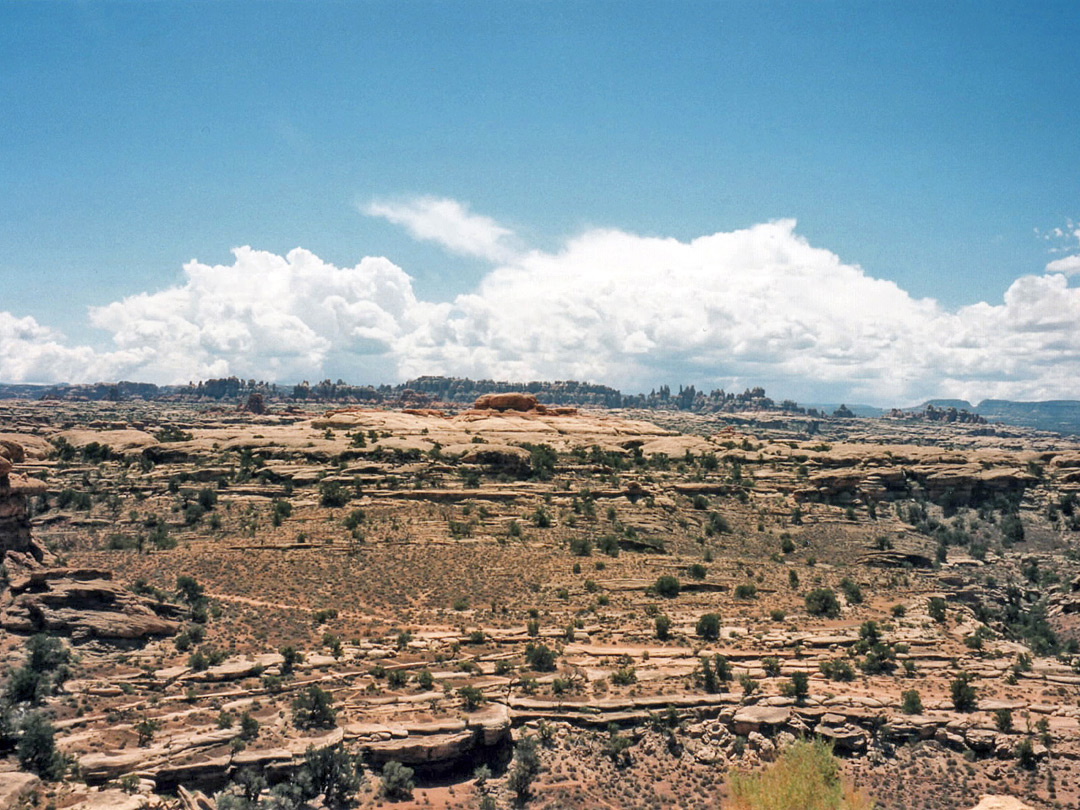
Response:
[727, 738, 874, 810]
[805, 587, 841, 618]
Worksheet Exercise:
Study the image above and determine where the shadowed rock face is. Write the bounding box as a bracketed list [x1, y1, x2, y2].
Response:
[0, 439, 46, 558]
[3, 568, 182, 639]
[0, 440, 180, 640]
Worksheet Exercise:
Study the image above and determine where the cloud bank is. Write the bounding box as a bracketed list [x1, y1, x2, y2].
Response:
[2, 201, 1078, 405]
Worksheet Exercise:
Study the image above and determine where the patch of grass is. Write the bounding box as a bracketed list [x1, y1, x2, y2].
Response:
[728, 738, 874, 810]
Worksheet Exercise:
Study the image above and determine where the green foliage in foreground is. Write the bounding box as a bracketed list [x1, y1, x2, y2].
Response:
[728, 738, 874, 810]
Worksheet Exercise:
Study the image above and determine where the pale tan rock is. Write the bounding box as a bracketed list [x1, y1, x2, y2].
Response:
[58, 428, 160, 453]
[968, 797, 1035, 810]
[2, 569, 180, 639]
[64, 790, 147, 810]
[733, 705, 791, 735]
[0, 771, 39, 810]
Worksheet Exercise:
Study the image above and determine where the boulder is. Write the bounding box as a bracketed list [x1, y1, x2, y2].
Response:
[733, 705, 791, 735]
[814, 721, 868, 754]
[0, 771, 39, 810]
[473, 393, 539, 412]
[360, 729, 478, 766]
[3, 568, 181, 639]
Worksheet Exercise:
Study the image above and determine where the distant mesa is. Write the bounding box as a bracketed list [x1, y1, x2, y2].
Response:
[472, 392, 578, 416]
[473, 392, 538, 411]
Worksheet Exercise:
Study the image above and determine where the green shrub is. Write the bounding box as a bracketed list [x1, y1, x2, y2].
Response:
[781, 672, 810, 705]
[197, 487, 218, 511]
[457, 685, 485, 711]
[994, 708, 1013, 732]
[653, 575, 681, 598]
[506, 736, 541, 802]
[734, 583, 758, 599]
[525, 643, 557, 672]
[820, 658, 855, 682]
[839, 578, 863, 604]
[569, 537, 593, 556]
[655, 614, 672, 640]
[705, 511, 731, 536]
[381, 760, 415, 801]
[279, 645, 303, 675]
[901, 689, 923, 714]
[610, 663, 637, 686]
[728, 738, 873, 810]
[696, 612, 721, 641]
[1001, 514, 1024, 544]
[1016, 736, 1038, 770]
[303, 744, 362, 808]
[17, 713, 66, 780]
[292, 685, 336, 729]
[319, 481, 348, 508]
[950, 672, 978, 712]
[805, 588, 841, 618]
[928, 596, 947, 623]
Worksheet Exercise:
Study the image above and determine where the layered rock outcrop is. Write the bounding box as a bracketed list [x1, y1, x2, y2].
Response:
[3, 567, 181, 639]
[0, 439, 46, 559]
[0, 439, 180, 640]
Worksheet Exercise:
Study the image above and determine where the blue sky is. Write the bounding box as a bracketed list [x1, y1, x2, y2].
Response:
[2, 1, 1079, 403]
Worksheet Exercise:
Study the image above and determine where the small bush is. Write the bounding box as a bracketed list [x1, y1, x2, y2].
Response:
[381, 760, 416, 801]
[901, 689, 923, 714]
[696, 612, 721, 641]
[655, 614, 672, 640]
[950, 672, 978, 712]
[319, 481, 348, 508]
[994, 708, 1013, 732]
[820, 658, 856, 682]
[525, 643, 557, 672]
[292, 685, 336, 729]
[734, 583, 758, 600]
[780, 672, 810, 705]
[16, 712, 66, 780]
[805, 588, 841, 618]
[928, 597, 947, 623]
[457, 685, 485, 711]
[728, 738, 873, 810]
[1016, 736, 1038, 770]
[653, 575, 681, 598]
[839, 577, 863, 604]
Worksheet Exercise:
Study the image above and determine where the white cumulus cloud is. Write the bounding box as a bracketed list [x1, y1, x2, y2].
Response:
[1046, 254, 1080, 276]
[2, 201, 1079, 405]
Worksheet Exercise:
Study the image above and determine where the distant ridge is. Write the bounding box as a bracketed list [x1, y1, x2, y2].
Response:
[2, 376, 1077, 435]
[922, 398, 1080, 436]
[921, 398, 974, 411]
